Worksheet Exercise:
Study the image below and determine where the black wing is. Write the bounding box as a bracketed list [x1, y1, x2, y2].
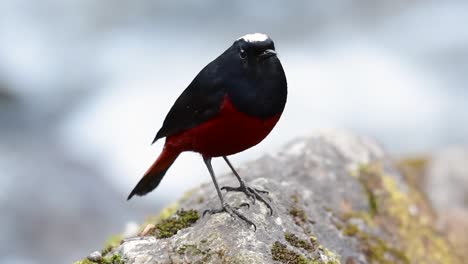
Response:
[152, 67, 225, 144]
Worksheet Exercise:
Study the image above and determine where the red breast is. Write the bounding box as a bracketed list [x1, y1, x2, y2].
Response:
[165, 95, 281, 157]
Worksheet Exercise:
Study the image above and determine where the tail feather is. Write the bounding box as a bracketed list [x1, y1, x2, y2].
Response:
[127, 148, 179, 200]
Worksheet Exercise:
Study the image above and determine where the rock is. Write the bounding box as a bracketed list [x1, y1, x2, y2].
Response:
[87, 251, 102, 262]
[425, 147, 468, 211]
[76, 130, 461, 264]
[439, 208, 468, 260]
[424, 147, 468, 260]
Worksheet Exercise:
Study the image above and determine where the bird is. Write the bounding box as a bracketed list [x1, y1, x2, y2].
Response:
[127, 33, 287, 228]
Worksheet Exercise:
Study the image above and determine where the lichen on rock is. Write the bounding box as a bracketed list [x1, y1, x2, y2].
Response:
[339, 162, 460, 264]
[271, 241, 308, 264]
[284, 232, 316, 252]
[151, 209, 199, 238]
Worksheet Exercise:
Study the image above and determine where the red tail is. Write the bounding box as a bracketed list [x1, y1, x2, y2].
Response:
[127, 148, 180, 200]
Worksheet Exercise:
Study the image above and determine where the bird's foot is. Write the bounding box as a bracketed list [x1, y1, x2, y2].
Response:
[203, 203, 256, 230]
[221, 184, 273, 215]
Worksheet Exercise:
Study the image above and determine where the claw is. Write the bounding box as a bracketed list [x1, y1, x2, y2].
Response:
[203, 209, 212, 217]
[220, 185, 274, 216]
[255, 189, 269, 195]
[203, 203, 256, 230]
[222, 186, 257, 204]
[237, 202, 250, 209]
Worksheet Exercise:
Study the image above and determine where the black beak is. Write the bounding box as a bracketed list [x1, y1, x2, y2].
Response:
[258, 49, 277, 60]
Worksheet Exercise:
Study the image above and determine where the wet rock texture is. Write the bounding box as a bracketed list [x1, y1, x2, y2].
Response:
[79, 131, 462, 264]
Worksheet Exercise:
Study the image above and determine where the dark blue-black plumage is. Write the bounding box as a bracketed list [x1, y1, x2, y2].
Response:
[152, 34, 287, 144]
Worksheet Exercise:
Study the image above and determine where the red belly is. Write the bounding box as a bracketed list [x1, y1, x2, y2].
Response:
[166, 95, 281, 157]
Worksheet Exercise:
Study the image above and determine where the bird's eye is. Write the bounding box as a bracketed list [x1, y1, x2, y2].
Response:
[239, 49, 247, 59]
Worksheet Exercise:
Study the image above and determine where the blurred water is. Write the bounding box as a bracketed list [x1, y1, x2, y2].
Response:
[1, 1, 468, 263]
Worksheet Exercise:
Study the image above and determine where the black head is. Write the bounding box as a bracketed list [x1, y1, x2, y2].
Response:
[235, 33, 277, 62]
[219, 33, 279, 72]
[208, 33, 287, 119]
[211, 33, 285, 81]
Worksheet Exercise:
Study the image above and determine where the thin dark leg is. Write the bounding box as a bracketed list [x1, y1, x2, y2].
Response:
[221, 156, 273, 215]
[202, 156, 256, 230]
[204, 157, 224, 207]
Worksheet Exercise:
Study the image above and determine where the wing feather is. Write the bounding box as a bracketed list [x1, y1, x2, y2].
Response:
[152, 70, 225, 144]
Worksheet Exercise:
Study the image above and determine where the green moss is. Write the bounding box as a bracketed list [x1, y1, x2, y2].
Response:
[356, 164, 379, 216]
[153, 209, 199, 238]
[331, 218, 343, 230]
[138, 187, 198, 231]
[285, 232, 315, 252]
[177, 244, 205, 255]
[74, 254, 124, 264]
[289, 194, 307, 226]
[271, 238, 340, 264]
[271, 241, 308, 264]
[340, 221, 408, 264]
[363, 236, 409, 264]
[309, 235, 318, 245]
[102, 234, 122, 255]
[285, 196, 341, 263]
[344, 163, 462, 264]
[342, 224, 359, 236]
[101, 254, 124, 264]
[73, 260, 95, 264]
[290, 205, 307, 226]
[138, 188, 199, 233]
[397, 156, 429, 193]
[380, 174, 455, 263]
[319, 247, 341, 264]
[289, 194, 315, 237]
[176, 243, 236, 263]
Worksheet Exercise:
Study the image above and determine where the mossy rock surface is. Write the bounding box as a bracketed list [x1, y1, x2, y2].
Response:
[77, 131, 461, 264]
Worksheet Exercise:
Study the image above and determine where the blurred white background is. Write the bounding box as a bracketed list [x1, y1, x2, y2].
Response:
[0, 1, 467, 263]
